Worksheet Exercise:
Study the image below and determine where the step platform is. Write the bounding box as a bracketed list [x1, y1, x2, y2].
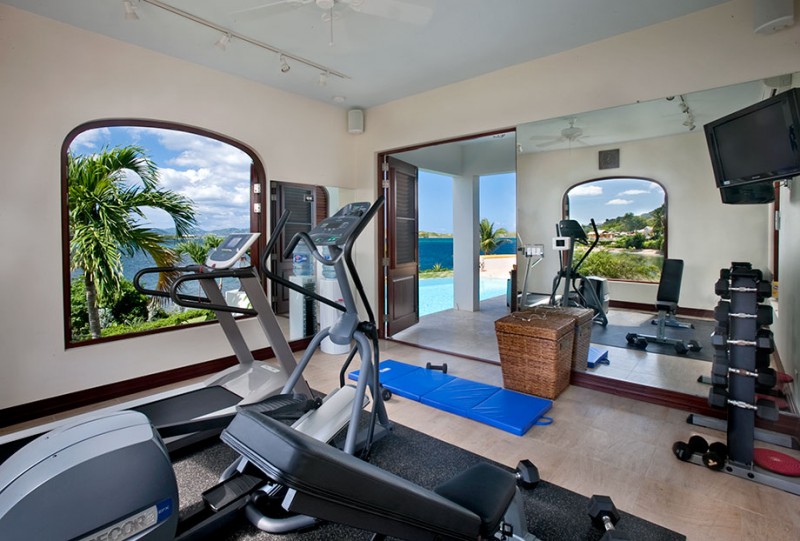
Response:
[587, 346, 610, 369]
[349, 360, 552, 436]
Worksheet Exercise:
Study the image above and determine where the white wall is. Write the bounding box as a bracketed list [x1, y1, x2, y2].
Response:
[0, 5, 354, 408]
[517, 132, 770, 310]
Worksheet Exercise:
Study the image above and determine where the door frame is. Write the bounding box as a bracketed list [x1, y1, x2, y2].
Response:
[376, 128, 514, 339]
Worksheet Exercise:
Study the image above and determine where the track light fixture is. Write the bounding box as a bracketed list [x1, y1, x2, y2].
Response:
[135, 0, 348, 82]
[123, 0, 140, 20]
[214, 32, 231, 50]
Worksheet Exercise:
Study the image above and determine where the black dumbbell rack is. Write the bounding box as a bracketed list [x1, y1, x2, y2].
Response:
[684, 262, 799, 495]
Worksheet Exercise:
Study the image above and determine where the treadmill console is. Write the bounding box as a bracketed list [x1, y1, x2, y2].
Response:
[308, 202, 372, 248]
[205, 232, 260, 268]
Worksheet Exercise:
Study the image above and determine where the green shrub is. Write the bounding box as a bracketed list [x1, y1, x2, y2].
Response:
[575, 249, 663, 281]
[102, 309, 216, 337]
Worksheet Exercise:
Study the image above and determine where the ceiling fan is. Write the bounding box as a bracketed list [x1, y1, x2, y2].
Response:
[232, 0, 434, 25]
[529, 118, 590, 148]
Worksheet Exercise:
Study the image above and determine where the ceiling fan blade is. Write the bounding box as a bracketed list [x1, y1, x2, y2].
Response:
[348, 0, 434, 25]
[231, 0, 312, 16]
[536, 138, 567, 148]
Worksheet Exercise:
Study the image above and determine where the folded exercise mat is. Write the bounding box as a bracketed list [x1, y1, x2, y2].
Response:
[349, 360, 552, 436]
[587, 346, 610, 369]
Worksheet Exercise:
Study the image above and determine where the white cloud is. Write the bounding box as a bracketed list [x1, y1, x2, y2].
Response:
[607, 198, 633, 205]
[618, 189, 648, 196]
[569, 185, 603, 196]
[69, 128, 111, 151]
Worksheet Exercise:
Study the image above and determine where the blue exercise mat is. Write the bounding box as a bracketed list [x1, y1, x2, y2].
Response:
[587, 346, 610, 369]
[349, 360, 552, 436]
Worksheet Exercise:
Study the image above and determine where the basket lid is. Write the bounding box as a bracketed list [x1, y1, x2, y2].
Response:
[522, 305, 594, 325]
[495, 311, 574, 339]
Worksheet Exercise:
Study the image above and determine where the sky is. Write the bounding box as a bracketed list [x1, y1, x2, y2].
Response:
[567, 178, 665, 225]
[69, 126, 252, 231]
[418, 170, 516, 234]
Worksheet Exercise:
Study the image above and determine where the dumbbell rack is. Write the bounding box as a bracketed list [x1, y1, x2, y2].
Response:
[684, 262, 799, 495]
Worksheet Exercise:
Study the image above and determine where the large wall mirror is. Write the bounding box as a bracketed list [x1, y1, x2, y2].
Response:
[516, 74, 793, 403]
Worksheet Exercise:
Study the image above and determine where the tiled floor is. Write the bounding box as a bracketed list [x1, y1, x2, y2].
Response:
[1, 340, 798, 540]
[392, 297, 711, 397]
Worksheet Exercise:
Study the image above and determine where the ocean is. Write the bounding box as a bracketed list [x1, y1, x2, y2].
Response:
[419, 237, 516, 271]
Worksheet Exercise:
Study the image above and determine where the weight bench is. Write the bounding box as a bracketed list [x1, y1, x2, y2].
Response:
[626, 258, 701, 355]
[221, 409, 536, 541]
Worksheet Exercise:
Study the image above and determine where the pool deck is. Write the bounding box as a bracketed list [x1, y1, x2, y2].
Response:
[479, 254, 515, 280]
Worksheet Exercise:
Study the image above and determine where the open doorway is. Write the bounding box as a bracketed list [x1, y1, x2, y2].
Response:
[379, 130, 517, 362]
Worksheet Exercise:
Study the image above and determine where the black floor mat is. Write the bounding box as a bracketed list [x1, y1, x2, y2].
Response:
[591, 310, 715, 362]
[173, 423, 685, 541]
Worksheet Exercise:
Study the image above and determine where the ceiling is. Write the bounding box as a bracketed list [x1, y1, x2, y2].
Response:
[2, 0, 729, 109]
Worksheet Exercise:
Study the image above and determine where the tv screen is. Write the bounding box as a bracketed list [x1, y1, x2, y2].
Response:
[705, 87, 800, 189]
[719, 182, 775, 204]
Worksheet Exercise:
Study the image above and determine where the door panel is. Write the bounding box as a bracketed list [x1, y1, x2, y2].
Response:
[270, 183, 315, 315]
[386, 157, 419, 336]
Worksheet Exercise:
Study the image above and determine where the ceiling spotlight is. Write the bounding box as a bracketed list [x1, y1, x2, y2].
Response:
[332, 95, 346, 103]
[123, 0, 139, 20]
[280, 55, 290, 73]
[318, 71, 329, 86]
[214, 33, 231, 50]
[316, 0, 335, 9]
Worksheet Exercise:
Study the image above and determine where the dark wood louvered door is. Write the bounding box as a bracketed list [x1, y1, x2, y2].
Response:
[385, 157, 419, 336]
[270, 183, 317, 315]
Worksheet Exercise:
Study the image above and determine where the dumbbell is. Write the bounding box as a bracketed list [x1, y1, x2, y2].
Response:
[714, 277, 730, 299]
[588, 495, 630, 540]
[702, 442, 728, 471]
[708, 388, 780, 421]
[515, 459, 539, 489]
[425, 362, 448, 374]
[672, 435, 709, 461]
[714, 302, 773, 327]
[711, 331, 773, 351]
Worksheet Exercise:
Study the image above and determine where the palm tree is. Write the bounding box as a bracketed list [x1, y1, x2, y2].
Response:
[479, 218, 510, 255]
[68, 145, 196, 339]
[175, 234, 224, 297]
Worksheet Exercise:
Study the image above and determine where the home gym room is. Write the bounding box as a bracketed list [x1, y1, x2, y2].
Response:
[1, 1, 799, 540]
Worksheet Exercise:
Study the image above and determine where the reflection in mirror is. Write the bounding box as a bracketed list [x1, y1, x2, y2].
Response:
[516, 75, 793, 399]
[269, 181, 355, 341]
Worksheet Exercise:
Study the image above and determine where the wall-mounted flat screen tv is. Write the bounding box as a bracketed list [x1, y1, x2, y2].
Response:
[719, 182, 775, 205]
[705, 87, 800, 192]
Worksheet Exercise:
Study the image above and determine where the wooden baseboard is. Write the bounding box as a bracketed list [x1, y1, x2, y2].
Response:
[0, 338, 311, 429]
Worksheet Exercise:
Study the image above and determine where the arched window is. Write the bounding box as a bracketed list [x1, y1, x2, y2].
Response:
[62, 120, 266, 346]
[563, 177, 667, 283]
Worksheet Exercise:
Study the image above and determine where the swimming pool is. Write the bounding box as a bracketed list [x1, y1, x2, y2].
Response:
[419, 277, 508, 316]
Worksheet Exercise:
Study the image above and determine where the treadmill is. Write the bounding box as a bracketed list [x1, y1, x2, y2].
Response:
[0, 227, 309, 463]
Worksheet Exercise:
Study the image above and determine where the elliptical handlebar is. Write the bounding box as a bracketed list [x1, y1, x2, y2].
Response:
[168, 268, 258, 315]
[572, 218, 599, 273]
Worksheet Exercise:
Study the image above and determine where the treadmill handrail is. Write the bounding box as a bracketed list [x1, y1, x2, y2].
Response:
[169, 268, 258, 315]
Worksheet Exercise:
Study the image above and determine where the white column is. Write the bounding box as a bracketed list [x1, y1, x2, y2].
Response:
[453, 175, 480, 311]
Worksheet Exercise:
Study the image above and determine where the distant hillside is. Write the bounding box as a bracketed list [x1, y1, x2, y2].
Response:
[592, 205, 665, 233]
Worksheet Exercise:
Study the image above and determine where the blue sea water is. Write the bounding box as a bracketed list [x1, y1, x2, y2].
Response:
[419, 237, 516, 271]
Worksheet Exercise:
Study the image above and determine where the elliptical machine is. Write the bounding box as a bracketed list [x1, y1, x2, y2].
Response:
[549, 218, 608, 326]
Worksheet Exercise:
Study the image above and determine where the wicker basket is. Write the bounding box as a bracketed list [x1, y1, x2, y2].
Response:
[519, 306, 594, 372]
[494, 311, 574, 399]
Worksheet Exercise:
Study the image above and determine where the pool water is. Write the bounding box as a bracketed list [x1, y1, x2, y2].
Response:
[419, 277, 507, 317]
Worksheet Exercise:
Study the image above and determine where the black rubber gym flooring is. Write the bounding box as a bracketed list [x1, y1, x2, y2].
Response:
[173, 423, 685, 541]
[591, 310, 715, 362]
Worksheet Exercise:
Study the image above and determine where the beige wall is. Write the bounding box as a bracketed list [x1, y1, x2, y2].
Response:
[0, 5, 354, 408]
[517, 132, 770, 310]
[2, 0, 800, 409]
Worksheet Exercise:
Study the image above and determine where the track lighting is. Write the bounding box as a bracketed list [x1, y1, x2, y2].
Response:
[123, 0, 139, 20]
[136, 0, 348, 83]
[214, 32, 231, 50]
[678, 95, 696, 132]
